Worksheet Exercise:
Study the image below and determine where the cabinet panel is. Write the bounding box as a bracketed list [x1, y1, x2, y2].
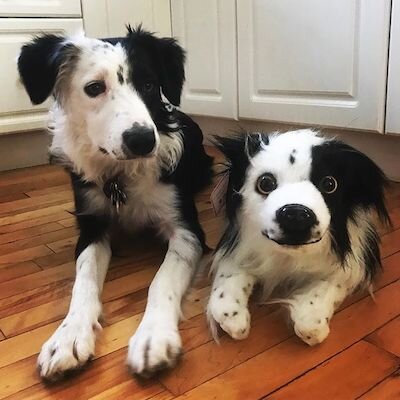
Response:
[238, 0, 391, 132]
[171, 0, 237, 119]
[0, 0, 81, 17]
[82, 0, 171, 38]
[386, 0, 400, 134]
[0, 18, 83, 134]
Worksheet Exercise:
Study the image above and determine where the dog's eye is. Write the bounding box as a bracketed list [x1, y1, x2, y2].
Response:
[84, 80, 106, 97]
[256, 173, 277, 195]
[319, 176, 338, 194]
[143, 82, 154, 92]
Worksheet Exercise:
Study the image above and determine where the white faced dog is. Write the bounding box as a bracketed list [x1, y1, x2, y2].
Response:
[18, 27, 213, 380]
[208, 130, 390, 345]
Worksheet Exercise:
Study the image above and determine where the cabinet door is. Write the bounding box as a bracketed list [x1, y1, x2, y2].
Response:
[238, 0, 391, 132]
[386, 0, 400, 135]
[0, 19, 83, 134]
[171, 0, 237, 119]
[82, 0, 171, 38]
[0, 0, 81, 17]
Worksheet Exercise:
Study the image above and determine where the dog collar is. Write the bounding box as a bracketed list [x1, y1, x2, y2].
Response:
[103, 176, 127, 213]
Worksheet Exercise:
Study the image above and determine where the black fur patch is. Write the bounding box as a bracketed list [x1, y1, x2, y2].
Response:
[289, 154, 295, 164]
[311, 140, 390, 277]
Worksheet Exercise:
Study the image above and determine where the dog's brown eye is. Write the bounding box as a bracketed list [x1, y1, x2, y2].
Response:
[320, 176, 338, 194]
[84, 80, 106, 97]
[256, 173, 277, 195]
[144, 82, 154, 92]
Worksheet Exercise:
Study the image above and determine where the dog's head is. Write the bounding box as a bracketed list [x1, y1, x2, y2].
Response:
[216, 130, 390, 260]
[17, 27, 185, 160]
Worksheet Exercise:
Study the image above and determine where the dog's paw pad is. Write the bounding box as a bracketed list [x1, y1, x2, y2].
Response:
[294, 321, 330, 346]
[38, 317, 98, 381]
[209, 295, 251, 340]
[127, 321, 182, 377]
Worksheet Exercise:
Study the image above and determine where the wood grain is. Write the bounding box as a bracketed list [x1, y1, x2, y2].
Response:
[0, 155, 398, 399]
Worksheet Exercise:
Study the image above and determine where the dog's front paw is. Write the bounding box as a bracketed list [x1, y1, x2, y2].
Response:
[127, 319, 182, 377]
[293, 318, 330, 346]
[209, 293, 251, 340]
[38, 315, 101, 381]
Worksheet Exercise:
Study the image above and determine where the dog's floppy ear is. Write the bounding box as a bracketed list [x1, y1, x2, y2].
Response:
[18, 34, 70, 104]
[313, 141, 391, 226]
[245, 132, 269, 159]
[156, 36, 185, 106]
[126, 26, 185, 106]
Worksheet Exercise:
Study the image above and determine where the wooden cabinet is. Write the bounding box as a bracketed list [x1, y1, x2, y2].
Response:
[82, 0, 171, 38]
[237, 0, 391, 132]
[0, 18, 83, 134]
[386, 0, 400, 135]
[171, 0, 237, 119]
[0, 0, 81, 17]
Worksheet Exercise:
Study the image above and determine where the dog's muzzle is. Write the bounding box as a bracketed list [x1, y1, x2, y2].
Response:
[122, 123, 157, 158]
[264, 204, 319, 246]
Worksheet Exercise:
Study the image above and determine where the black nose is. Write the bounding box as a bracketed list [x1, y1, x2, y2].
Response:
[276, 204, 317, 232]
[122, 124, 156, 157]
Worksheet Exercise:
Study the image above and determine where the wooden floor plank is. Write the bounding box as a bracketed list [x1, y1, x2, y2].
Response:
[0, 157, 398, 399]
[358, 373, 400, 399]
[173, 281, 400, 399]
[265, 341, 399, 399]
[366, 316, 400, 357]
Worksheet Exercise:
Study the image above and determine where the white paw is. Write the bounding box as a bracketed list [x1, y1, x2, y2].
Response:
[293, 318, 330, 346]
[209, 292, 251, 340]
[127, 319, 182, 377]
[38, 313, 101, 381]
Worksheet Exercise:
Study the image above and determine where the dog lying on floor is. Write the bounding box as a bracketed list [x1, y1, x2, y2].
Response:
[207, 130, 390, 345]
[18, 27, 213, 380]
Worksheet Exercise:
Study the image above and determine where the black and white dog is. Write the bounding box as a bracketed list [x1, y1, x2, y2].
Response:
[18, 27, 212, 380]
[208, 130, 389, 345]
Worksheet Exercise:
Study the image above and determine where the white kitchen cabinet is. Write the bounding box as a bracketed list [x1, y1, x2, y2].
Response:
[0, 18, 83, 134]
[237, 0, 391, 132]
[171, 0, 237, 119]
[82, 0, 171, 38]
[386, 0, 400, 135]
[0, 0, 81, 17]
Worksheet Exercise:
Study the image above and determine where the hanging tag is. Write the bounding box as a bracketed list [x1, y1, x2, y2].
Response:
[103, 176, 127, 214]
[211, 171, 229, 216]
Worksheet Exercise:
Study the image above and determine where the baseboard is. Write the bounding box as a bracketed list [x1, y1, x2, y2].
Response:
[0, 130, 51, 172]
[193, 116, 400, 182]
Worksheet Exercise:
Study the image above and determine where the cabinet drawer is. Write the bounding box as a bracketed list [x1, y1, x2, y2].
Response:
[0, 18, 83, 134]
[0, 0, 81, 17]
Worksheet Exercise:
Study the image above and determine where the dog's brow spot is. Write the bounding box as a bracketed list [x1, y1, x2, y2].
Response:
[224, 312, 229, 317]
[307, 336, 312, 340]
[337, 284, 342, 289]
[243, 287, 248, 294]
[233, 311, 238, 316]
[317, 319, 321, 324]
[326, 317, 329, 323]
[314, 294, 318, 298]
[219, 292, 224, 298]
[220, 273, 224, 278]
[316, 230, 321, 235]
[111, 95, 115, 100]
[310, 301, 314, 305]
[236, 299, 240, 304]
[168, 295, 172, 301]
[292, 149, 297, 153]
[226, 274, 232, 278]
[213, 288, 217, 292]
[289, 154, 295, 164]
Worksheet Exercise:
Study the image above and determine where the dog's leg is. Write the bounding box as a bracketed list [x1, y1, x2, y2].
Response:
[127, 226, 202, 376]
[38, 217, 110, 381]
[207, 256, 256, 340]
[287, 266, 364, 346]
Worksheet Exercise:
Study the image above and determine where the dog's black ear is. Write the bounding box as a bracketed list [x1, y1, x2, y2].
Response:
[18, 34, 66, 104]
[156, 37, 185, 106]
[245, 132, 269, 159]
[126, 26, 185, 106]
[313, 141, 391, 226]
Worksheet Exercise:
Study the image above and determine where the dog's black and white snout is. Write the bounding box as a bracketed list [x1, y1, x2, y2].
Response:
[276, 204, 317, 232]
[122, 123, 156, 158]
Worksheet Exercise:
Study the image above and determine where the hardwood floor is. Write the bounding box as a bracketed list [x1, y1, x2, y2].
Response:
[0, 147, 399, 400]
